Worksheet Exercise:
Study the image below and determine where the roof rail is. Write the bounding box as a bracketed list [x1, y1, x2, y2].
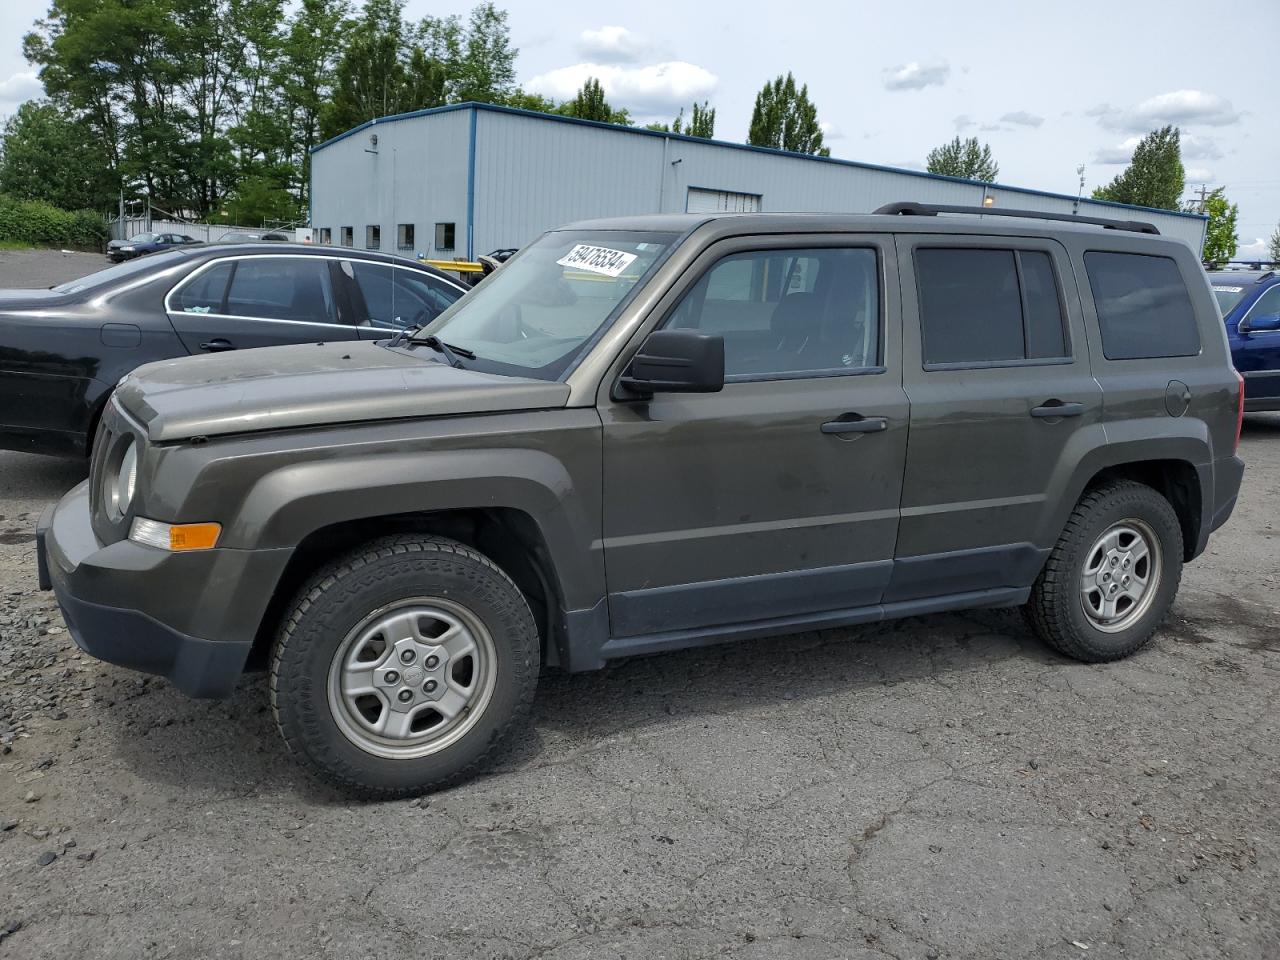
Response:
[872, 201, 1161, 236]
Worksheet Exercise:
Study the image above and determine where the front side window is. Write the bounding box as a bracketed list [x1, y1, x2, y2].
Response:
[1084, 252, 1199, 360]
[225, 257, 337, 323]
[916, 248, 1070, 366]
[345, 262, 463, 329]
[664, 247, 880, 378]
[420, 230, 676, 380]
[1242, 285, 1280, 329]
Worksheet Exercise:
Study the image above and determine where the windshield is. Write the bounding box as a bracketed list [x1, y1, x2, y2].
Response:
[1212, 285, 1247, 316]
[52, 250, 190, 294]
[419, 229, 678, 380]
[129, 232, 160, 243]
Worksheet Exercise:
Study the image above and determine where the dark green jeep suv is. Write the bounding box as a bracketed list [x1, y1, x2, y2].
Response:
[37, 203, 1246, 796]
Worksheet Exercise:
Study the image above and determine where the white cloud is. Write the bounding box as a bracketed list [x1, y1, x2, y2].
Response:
[979, 123, 1001, 132]
[882, 61, 950, 91]
[0, 71, 42, 113]
[1000, 110, 1043, 128]
[1183, 167, 1215, 184]
[953, 114, 975, 131]
[1237, 237, 1270, 261]
[1181, 133, 1222, 160]
[1093, 136, 1141, 164]
[526, 61, 717, 115]
[1089, 90, 1241, 132]
[576, 26, 651, 64]
[819, 121, 844, 141]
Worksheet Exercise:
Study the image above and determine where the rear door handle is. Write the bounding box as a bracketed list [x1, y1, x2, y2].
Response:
[821, 416, 888, 435]
[199, 338, 235, 352]
[1030, 401, 1084, 419]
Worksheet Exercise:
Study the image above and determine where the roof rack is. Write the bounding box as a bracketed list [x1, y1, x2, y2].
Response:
[872, 201, 1160, 236]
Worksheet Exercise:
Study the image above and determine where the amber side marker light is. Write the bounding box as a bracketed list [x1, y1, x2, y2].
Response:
[129, 518, 222, 551]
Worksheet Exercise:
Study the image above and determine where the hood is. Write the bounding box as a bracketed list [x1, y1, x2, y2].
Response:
[116, 340, 572, 442]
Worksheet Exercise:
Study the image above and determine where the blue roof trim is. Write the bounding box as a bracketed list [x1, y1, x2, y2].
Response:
[311, 102, 1207, 224]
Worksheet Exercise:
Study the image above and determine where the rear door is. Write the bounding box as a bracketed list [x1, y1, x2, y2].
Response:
[165, 255, 359, 353]
[891, 234, 1103, 601]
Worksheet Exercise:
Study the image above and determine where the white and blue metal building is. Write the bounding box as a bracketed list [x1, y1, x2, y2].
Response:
[309, 102, 1208, 261]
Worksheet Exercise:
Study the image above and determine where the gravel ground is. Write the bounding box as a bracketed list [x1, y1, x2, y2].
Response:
[1, 251, 1278, 959]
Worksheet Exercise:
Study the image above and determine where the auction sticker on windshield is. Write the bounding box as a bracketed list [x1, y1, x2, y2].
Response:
[556, 244, 638, 278]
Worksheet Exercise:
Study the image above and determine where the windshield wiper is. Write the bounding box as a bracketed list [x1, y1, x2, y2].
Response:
[406, 334, 475, 368]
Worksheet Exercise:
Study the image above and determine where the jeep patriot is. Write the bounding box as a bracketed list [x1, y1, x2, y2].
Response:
[36, 203, 1246, 796]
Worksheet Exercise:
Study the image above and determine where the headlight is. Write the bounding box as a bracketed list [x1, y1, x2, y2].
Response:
[104, 436, 137, 519]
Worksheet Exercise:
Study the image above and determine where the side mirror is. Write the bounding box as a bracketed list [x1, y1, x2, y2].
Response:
[1243, 313, 1280, 333]
[619, 329, 725, 396]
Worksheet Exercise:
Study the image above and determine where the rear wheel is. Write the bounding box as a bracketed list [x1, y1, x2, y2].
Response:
[270, 535, 538, 797]
[1026, 481, 1183, 662]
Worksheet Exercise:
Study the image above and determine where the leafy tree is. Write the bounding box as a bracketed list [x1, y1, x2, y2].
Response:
[558, 78, 630, 125]
[1196, 187, 1238, 266]
[1268, 223, 1280, 263]
[452, 3, 516, 103]
[0, 100, 116, 211]
[925, 136, 999, 182]
[505, 90, 558, 114]
[1092, 125, 1184, 211]
[648, 101, 716, 138]
[747, 73, 828, 156]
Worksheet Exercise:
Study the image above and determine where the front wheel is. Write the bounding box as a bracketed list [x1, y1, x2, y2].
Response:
[1026, 481, 1183, 662]
[270, 535, 539, 797]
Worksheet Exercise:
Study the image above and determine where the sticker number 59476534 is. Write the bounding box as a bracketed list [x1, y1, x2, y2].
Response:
[556, 244, 638, 278]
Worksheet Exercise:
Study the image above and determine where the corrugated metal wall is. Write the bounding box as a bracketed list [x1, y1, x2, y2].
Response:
[310, 105, 1207, 260]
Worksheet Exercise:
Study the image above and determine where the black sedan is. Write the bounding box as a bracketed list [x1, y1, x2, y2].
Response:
[106, 232, 201, 262]
[0, 244, 470, 457]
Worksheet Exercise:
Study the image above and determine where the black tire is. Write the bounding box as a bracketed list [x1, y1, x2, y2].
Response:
[1026, 480, 1183, 663]
[270, 535, 539, 798]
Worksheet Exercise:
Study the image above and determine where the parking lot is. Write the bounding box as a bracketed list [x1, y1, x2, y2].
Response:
[1, 250, 1278, 960]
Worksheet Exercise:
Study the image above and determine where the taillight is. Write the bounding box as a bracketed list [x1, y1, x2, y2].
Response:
[1234, 369, 1245, 453]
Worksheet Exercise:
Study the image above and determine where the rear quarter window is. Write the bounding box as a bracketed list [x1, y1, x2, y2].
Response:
[1084, 252, 1200, 360]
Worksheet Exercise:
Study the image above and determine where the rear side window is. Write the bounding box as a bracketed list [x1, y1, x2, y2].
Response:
[1084, 252, 1200, 360]
[915, 248, 1069, 365]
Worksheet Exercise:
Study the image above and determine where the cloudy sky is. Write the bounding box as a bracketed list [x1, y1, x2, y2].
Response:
[2, 0, 1276, 256]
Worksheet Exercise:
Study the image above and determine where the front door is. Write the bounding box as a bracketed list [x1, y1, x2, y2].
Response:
[166, 255, 358, 353]
[1232, 284, 1280, 406]
[890, 235, 1103, 601]
[599, 236, 908, 638]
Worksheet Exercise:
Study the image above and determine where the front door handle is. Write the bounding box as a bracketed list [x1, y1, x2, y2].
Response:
[1030, 401, 1084, 419]
[199, 338, 235, 352]
[821, 416, 888, 435]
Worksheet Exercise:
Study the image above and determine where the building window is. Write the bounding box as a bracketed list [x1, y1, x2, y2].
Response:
[434, 222, 456, 250]
[318, 227, 332, 244]
[686, 187, 762, 213]
[397, 223, 415, 251]
[366, 225, 380, 250]
[340, 226, 353, 247]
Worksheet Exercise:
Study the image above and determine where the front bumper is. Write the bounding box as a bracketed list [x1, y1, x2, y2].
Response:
[36, 482, 291, 698]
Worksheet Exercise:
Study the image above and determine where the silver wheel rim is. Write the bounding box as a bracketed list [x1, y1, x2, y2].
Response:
[1079, 519, 1162, 633]
[326, 598, 497, 759]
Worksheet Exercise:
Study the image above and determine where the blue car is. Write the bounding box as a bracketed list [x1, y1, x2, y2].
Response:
[106, 231, 200, 262]
[1208, 269, 1280, 412]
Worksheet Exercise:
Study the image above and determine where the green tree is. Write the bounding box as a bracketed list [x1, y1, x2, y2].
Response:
[452, 2, 516, 103]
[1268, 223, 1280, 263]
[648, 101, 716, 138]
[0, 100, 116, 211]
[558, 77, 630, 125]
[1197, 187, 1238, 266]
[1092, 125, 1184, 211]
[925, 136, 999, 181]
[505, 90, 558, 113]
[747, 73, 828, 156]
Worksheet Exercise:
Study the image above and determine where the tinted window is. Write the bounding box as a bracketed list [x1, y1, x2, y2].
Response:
[172, 261, 234, 313]
[665, 247, 879, 378]
[346, 262, 460, 329]
[1021, 251, 1067, 359]
[916, 248, 1070, 365]
[225, 258, 337, 323]
[917, 249, 1024, 363]
[1084, 252, 1199, 360]
[1244, 285, 1280, 325]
